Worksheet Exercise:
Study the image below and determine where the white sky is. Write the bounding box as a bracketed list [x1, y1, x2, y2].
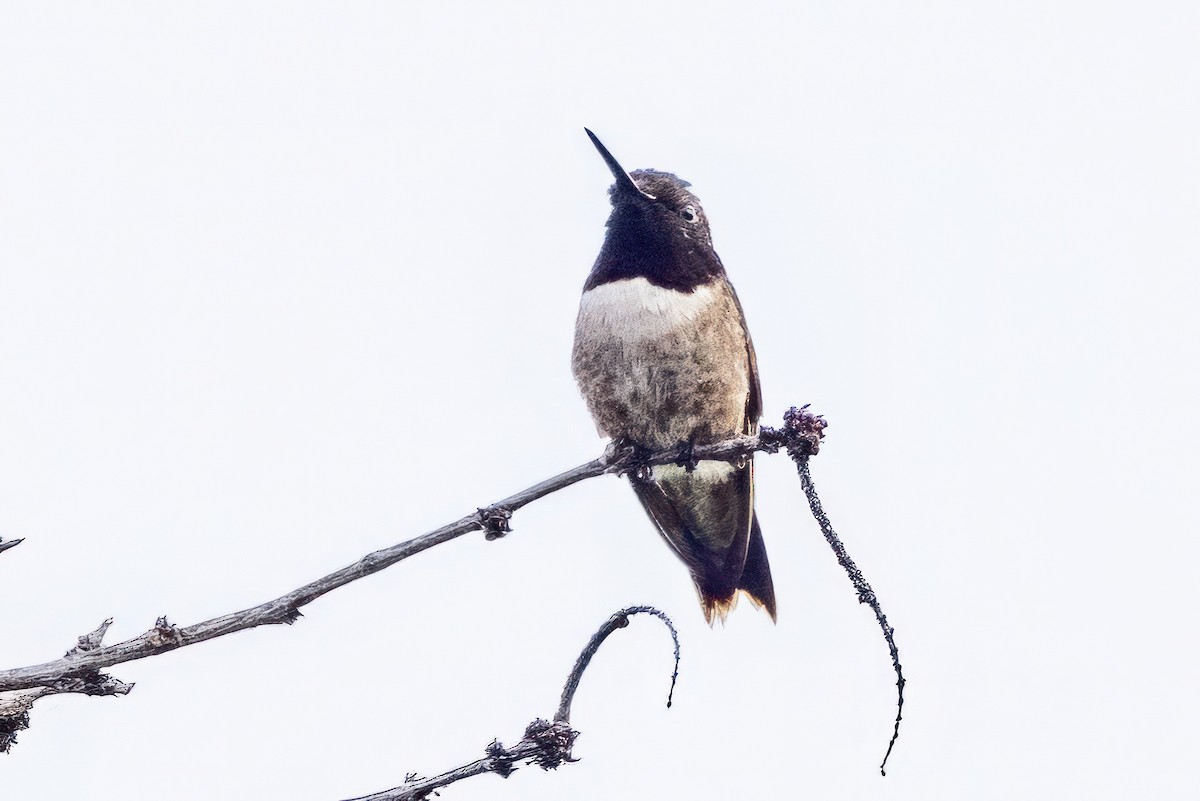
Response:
[2, 2, 1198, 799]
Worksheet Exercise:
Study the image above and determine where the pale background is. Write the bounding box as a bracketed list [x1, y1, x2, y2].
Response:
[2, 2, 1198, 799]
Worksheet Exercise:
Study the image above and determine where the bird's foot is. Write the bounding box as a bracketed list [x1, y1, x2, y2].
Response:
[674, 439, 699, 473]
[606, 437, 654, 482]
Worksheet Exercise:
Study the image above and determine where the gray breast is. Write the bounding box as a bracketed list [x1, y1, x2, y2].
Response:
[572, 276, 751, 447]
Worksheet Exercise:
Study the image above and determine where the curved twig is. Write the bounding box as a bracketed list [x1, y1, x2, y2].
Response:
[555, 605, 680, 723]
[780, 405, 906, 775]
[344, 606, 679, 801]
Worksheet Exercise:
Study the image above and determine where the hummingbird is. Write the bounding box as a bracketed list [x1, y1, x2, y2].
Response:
[572, 129, 776, 624]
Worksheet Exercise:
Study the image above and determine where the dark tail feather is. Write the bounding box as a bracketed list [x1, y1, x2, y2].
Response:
[630, 467, 773, 625]
[738, 513, 777, 622]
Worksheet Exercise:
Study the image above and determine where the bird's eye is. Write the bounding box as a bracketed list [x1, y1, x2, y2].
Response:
[681, 206, 698, 223]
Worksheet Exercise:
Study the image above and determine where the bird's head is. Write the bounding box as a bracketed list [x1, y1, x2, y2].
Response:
[584, 129, 723, 291]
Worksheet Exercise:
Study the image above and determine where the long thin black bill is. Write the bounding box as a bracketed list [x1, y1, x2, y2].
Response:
[584, 128, 643, 197]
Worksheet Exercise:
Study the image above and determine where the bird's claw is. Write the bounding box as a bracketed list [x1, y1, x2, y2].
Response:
[675, 439, 699, 473]
[606, 437, 654, 482]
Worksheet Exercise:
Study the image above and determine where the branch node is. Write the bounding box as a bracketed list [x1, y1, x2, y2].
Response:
[603, 437, 652, 477]
[780, 404, 827, 457]
[395, 772, 432, 801]
[523, 718, 579, 770]
[66, 619, 114, 657]
[485, 739, 516, 777]
[148, 617, 184, 650]
[476, 506, 513, 540]
[755, 427, 784, 453]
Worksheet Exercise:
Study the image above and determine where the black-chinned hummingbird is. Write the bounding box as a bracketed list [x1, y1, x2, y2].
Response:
[572, 129, 777, 624]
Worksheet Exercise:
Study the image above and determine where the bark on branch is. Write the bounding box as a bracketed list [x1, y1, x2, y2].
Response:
[345, 607, 680, 801]
[1, 404, 905, 781]
[0, 411, 818, 698]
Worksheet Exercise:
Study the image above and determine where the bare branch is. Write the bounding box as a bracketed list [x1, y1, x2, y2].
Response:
[344, 607, 678, 801]
[778, 407, 907, 775]
[4, 404, 910, 779]
[0, 421, 812, 697]
[0, 673, 134, 753]
[555, 606, 680, 724]
[1, 618, 138, 752]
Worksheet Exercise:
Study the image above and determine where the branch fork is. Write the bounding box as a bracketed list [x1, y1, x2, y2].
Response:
[348, 607, 678, 801]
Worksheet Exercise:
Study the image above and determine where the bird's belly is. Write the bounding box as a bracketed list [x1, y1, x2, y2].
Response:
[572, 276, 750, 448]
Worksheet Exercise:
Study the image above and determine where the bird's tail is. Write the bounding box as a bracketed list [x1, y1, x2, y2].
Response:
[697, 512, 776, 624]
[737, 513, 777, 620]
[632, 461, 777, 625]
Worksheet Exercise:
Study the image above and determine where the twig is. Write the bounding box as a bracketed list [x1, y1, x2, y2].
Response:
[0, 674, 133, 753]
[0, 618, 135, 753]
[779, 407, 906, 776]
[0, 420, 810, 697]
[343, 606, 679, 801]
[555, 606, 680, 723]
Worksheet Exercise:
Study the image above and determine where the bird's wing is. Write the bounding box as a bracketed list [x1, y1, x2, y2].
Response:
[724, 278, 761, 433]
[632, 461, 755, 623]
